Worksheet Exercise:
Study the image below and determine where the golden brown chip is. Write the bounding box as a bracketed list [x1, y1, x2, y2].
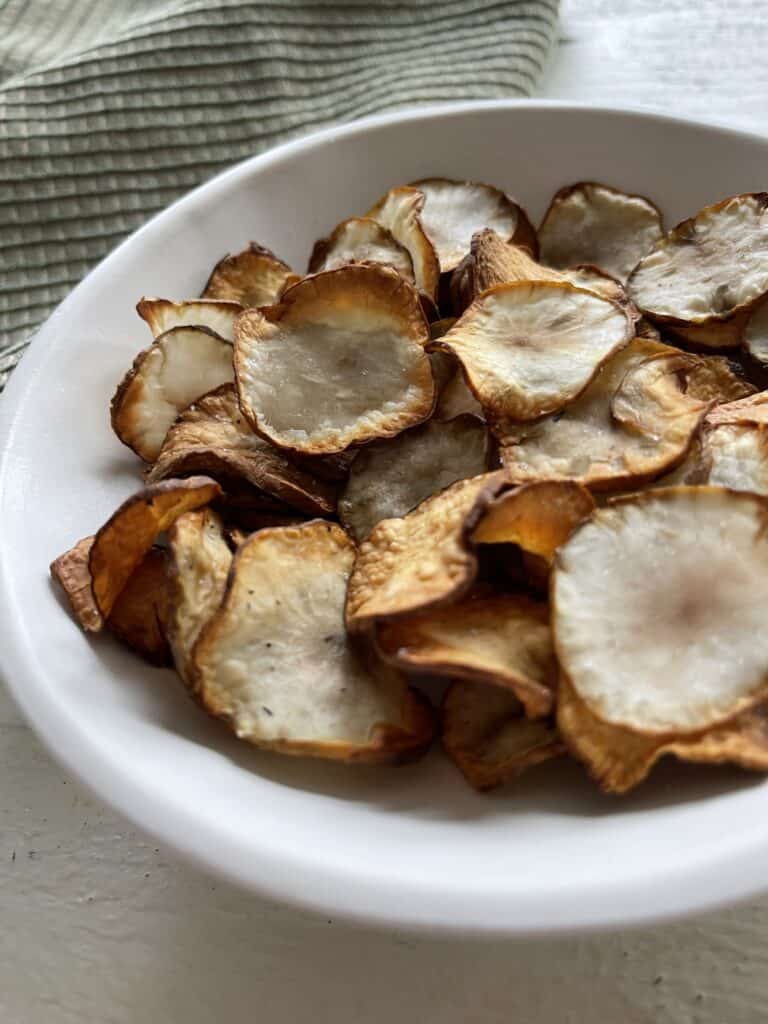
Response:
[136, 298, 242, 342]
[345, 472, 507, 633]
[539, 181, 664, 282]
[443, 680, 562, 792]
[558, 674, 768, 794]
[410, 178, 537, 273]
[166, 508, 232, 688]
[338, 415, 490, 542]
[429, 281, 633, 422]
[377, 589, 556, 718]
[366, 186, 440, 300]
[553, 487, 768, 736]
[629, 193, 768, 348]
[472, 480, 595, 561]
[682, 355, 755, 405]
[107, 547, 172, 666]
[51, 536, 103, 632]
[308, 217, 414, 280]
[194, 520, 435, 762]
[89, 477, 221, 620]
[496, 340, 709, 490]
[706, 389, 768, 427]
[146, 384, 337, 516]
[234, 264, 435, 455]
[111, 326, 234, 462]
[202, 242, 298, 307]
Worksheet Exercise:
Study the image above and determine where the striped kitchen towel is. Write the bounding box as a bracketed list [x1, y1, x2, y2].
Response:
[0, 0, 559, 392]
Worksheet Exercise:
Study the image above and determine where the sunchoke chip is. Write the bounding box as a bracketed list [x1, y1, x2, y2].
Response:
[50, 536, 103, 633]
[137, 298, 242, 342]
[538, 182, 664, 282]
[166, 507, 232, 688]
[147, 384, 337, 515]
[558, 674, 768, 794]
[744, 297, 768, 364]
[377, 590, 556, 718]
[111, 326, 234, 462]
[234, 264, 435, 455]
[553, 487, 768, 735]
[429, 281, 633, 422]
[410, 177, 536, 273]
[89, 476, 221, 620]
[443, 680, 563, 791]
[497, 340, 710, 490]
[202, 242, 298, 307]
[338, 415, 490, 541]
[308, 217, 414, 280]
[194, 520, 435, 762]
[366, 186, 440, 299]
[629, 193, 768, 348]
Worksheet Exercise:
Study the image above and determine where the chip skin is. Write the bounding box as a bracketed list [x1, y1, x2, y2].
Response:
[345, 472, 508, 633]
[429, 280, 634, 423]
[202, 242, 298, 307]
[89, 476, 222, 620]
[50, 536, 103, 633]
[146, 384, 337, 516]
[558, 674, 768, 794]
[443, 680, 563, 792]
[234, 264, 435, 455]
[308, 217, 414, 280]
[111, 326, 234, 462]
[166, 508, 232, 688]
[136, 298, 242, 342]
[338, 414, 490, 541]
[107, 547, 172, 666]
[377, 589, 556, 718]
[553, 487, 768, 736]
[410, 177, 537, 273]
[194, 520, 435, 762]
[366, 186, 440, 300]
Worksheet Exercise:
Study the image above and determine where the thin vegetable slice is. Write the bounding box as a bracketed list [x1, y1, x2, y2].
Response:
[443, 680, 563, 791]
[553, 487, 768, 735]
[111, 326, 233, 462]
[194, 520, 435, 762]
[744, 297, 768, 364]
[366, 186, 440, 299]
[107, 547, 171, 666]
[338, 415, 490, 541]
[706, 422, 768, 494]
[51, 536, 103, 632]
[308, 217, 414, 280]
[234, 264, 435, 455]
[202, 242, 298, 307]
[539, 182, 664, 282]
[429, 281, 633, 422]
[137, 298, 242, 342]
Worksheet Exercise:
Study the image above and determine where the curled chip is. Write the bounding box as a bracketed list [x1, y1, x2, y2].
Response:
[496, 340, 709, 490]
[553, 487, 768, 735]
[146, 384, 337, 516]
[429, 281, 633, 422]
[338, 415, 490, 541]
[629, 193, 768, 348]
[682, 355, 755, 405]
[472, 480, 595, 561]
[346, 472, 507, 633]
[106, 547, 171, 666]
[202, 242, 298, 307]
[706, 390, 768, 427]
[167, 508, 232, 688]
[539, 182, 664, 282]
[194, 520, 435, 762]
[443, 680, 563, 791]
[234, 264, 435, 455]
[450, 229, 627, 315]
[410, 177, 537, 273]
[89, 476, 221, 620]
[111, 326, 233, 462]
[137, 298, 242, 342]
[308, 217, 414, 280]
[51, 536, 103, 632]
[744, 297, 768, 364]
[558, 674, 768, 794]
[377, 590, 556, 718]
[366, 186, 440, 300]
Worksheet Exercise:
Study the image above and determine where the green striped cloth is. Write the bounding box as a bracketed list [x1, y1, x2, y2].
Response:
[0, 0, 559, 392]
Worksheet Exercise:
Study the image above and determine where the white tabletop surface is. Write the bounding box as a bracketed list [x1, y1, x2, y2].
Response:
[3, 2, 768, 1021]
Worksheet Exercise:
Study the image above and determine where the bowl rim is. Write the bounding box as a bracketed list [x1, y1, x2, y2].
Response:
[3, 99, 768, 937]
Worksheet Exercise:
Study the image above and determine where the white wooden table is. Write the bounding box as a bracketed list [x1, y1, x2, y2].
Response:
[3, 2, 768, 1021]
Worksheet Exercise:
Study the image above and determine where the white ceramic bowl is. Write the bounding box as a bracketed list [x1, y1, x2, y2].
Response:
[3, 101, 768, 936]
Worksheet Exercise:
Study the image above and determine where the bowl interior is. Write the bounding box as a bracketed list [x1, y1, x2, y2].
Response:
[3, 102, 768, 934]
